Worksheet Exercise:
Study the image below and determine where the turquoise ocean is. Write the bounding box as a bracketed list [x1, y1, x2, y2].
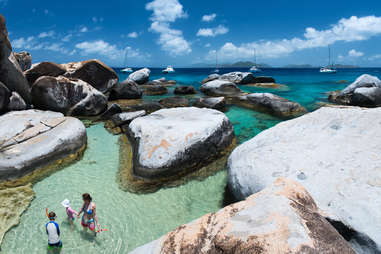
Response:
[1, 68, 380, 253]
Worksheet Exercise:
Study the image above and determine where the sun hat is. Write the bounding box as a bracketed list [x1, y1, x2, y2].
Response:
[61, 199, 70, 208]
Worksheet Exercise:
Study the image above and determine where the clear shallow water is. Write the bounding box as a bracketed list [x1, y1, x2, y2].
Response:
[3, 67, 381, 253]
[1, 124, 227, 253]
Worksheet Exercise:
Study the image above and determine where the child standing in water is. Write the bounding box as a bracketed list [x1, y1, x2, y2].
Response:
[61, 199, 78, 223]
[46, 211, 62, 253]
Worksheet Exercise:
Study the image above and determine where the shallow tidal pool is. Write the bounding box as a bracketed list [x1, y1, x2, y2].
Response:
[1, 124, 228, 254]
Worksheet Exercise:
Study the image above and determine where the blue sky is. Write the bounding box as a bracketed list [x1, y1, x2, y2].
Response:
[2, 0, 381, 67]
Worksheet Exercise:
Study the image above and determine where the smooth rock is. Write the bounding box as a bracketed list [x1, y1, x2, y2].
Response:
[24, 62, 66, 85]
[130, 178, 355, 254]
[0, 110, 87, 180]
[7, 91, 26, 111]
[63, 59, 118, 93]
[128, 68, 150, 85]
[201, 73, 220, 84]
[200, 79, 242, 97]
[111, 110, 146, 127]
[127, 107, 235, 179]
[99, 103, 122, 120]
[159, 97, 190, 108]
[174, 86, 196, 95]
[220, 71, 255, 84]
[109, 79, 142, 100]
[192, 97, 226, 110]
[143, 85, 168, 96]
[0, 81, 10, 113]
[252, 76, 276, 83]
[0, 15, 31, 103]
[232, 93, 307, 118]
[31, 76, 107, 116]
[13, 51, 31, 71]
[227, 106, 381, 252]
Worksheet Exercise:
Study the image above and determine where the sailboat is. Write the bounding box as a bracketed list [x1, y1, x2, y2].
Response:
[319, 46, 336, 73]
[162, 66, 175, 73]
[121, 48, 133, 73]
[214, 51, 219, 73]
[249, 48, 261, 72]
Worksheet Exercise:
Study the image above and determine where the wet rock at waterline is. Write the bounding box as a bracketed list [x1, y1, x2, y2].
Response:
[0, 110, 87, 180]
[0, 15, 31, 104]
[99, 103, 122, 120]
[228, 106, 381, 252]
[116, 100, 163, 114]
[174, 86, 196, 95]
[192, 97, 226, 110]
[0, 184, 34, 246]
[24, 61, 66, 85]
[232, 93, 306, 118]
[126, 107, 235, 179]
[31, 76, 107, 116]
[112, 110, 146, 127]
[130, 178, 355, 254]
[201, 73, 220, 84]
[62, 59, 118, 93]
[143, 85, 168, 96]
[13, 51, 31, 71]
[220, 71, 255, 84]
[7, 91, 26, 111]
[200, 79, 242, 97]
[329, 74, 381, 107]
[109, 79, 142, 100]
[252, 76, 276, 83]
[128, 68, 150, 85]
[159, 97, 190, 108]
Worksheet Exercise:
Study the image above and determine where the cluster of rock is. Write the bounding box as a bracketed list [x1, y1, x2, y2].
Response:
[329, 74, 381, 107]
[130, 177, 355, 254]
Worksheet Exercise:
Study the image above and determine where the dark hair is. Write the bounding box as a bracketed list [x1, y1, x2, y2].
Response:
[49, 211, 56, 220]
[82, 193, 92, 202]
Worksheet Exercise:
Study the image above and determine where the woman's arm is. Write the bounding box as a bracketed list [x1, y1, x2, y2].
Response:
[93, 204, 100, 229]
[77, 203, 84, 217]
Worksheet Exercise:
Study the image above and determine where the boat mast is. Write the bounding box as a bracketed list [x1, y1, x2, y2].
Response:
[216, 51, 218, 70]
[124, 48, 128, 67]
[254, 48, 257, 67]
[328, 46, 331, 68]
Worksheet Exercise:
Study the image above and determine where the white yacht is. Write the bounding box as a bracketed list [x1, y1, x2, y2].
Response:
[121, 48, 133, 73]
[319, 46, 336, 73]
[162, 66, 175, 73]
[249, 48, 261, 72]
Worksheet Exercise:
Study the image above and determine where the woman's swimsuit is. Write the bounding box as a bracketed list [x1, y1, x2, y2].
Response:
[81, 202, 95, 231]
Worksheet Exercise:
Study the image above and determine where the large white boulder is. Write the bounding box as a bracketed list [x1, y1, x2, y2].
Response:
[219, 71, 255, 84]
[200, 79, 242, 97]
[126, 107, 235, 178]
[228, 106, 381, 252]
[0, 110, 87, 180]
[128, 68, 151, 85]
[130, 178, 355, 254]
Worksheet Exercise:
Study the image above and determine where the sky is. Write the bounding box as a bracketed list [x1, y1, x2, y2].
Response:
[2, 0, 381, 67]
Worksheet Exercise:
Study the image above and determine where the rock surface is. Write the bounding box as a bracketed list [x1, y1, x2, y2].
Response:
[31, 76, 107, 116]
[0, 81, 10, 113]
[126, 107, 235, 179]
[200, 79, 242, 97]
[192, 97, 226, 110]
[130, 178, 355, 254]
[228, 106, 381, 252]
[128, 68, 150, 85]
[111, 110, 146, 127]
[63, 59, 118, 93]
[13, 51, 31, 71]
[7, 91, 26, 111]
[174, 86, 196, 95]
[24, 62, 66, 85]
[0, 110, 87, 180]
[0, 15, 31, 103]
[143, 85, 168, 96]
[109, 79, 142, 100]
[252, 76, 276, 83]
[329, 74, 381, 107]
[233, 93, 306, 118]
[201, 73, 220, 84]
[159, 97, 190, 108]
[99, 103, 122, 120]
[220, 72, 255, 84]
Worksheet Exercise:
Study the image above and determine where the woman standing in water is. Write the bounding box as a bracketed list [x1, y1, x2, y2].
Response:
[77, 193, 100, 235]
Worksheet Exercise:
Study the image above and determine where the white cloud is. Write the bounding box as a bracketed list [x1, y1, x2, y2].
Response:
[348, 49, 364, 57]
[12, 36, 43, 50]
[62, 34, 72, 42]
[369, 54, 381, 61]
[202, 13, 216, 22]
[128, 32, 138, 38]
[38, 30, 55, 38]
[146, 0, 191, 56]
[80, 27, 88, 33]
[205, 43, 211, 48]
[197, 25, 228, 37]
[209, 15, 381, 61]
[75, 40, 145, 61]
